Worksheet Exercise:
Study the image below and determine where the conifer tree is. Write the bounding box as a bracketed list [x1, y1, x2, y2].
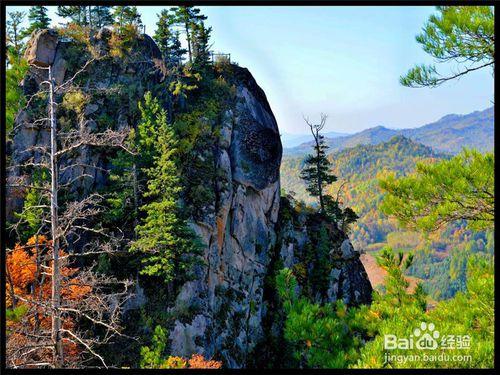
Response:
[57, 6, 88, 26]
[57, 6, 114, 28]
[113, 6, 143, 28]
[170, 6, 207, 63]
[154, 9, 187, 65]
[24, 6, 50, 36]
[93, 6, 115, 28]
[300, 114, 337, 213]
[131, 93, 201, 284]
[400, 6, 494, 87]
[6, 11, 26, 57]
[380, 149, 494, 232]
[191, 21, 212, 70]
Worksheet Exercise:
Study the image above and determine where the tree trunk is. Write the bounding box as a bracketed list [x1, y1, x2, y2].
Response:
[132, 162, 138, 231]
[315, 130, 324, 212]
[88, 6, 92, 29]
[185, 22, 192, 63]
[49, 65, 64, 367]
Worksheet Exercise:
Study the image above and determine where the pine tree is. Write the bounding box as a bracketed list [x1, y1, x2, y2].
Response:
[170, 6, 207, 63]
[400, 6, 494, 87]
[24, 6, 50, 36]
[380, 149, 494, 232]
[113, 6, 142, 28]
[6, 51, 29, 136]
[6, 11, 26, 57]
[191, 21, 212, 70]
[57, 6, 114, 28]
[154, 9, 187, 65]
[300, 114, 337, 213]
[93, 6, 114, 28]
[131, 93, 201, 284]
[57, 6, 88, 26]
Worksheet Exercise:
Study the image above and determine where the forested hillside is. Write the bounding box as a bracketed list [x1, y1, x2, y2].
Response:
[5, 4, 494, 370]
[281, 136, 494, 300]
[284, 106, 494, 156]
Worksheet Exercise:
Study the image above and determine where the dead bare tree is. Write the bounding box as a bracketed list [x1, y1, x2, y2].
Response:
[6, 34, 134, 369]
[300, 113, 337, 213]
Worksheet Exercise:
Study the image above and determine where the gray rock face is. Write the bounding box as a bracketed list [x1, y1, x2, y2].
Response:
[24, 29, 58, 67]
[7, 29, 165, 220]
[169, 67, 282, 367]
[9, 30, 373, 369]
[168, 67, 371, 367]
[277, 210, 372, 306]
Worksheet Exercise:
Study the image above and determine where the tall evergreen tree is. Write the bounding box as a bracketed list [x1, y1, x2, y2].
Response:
[24, 6, 50, 36]
[57, 6, 114, 28]
[191, 21, 212, 70]
[93, 6, 115, 28]
[170, 6, 207, 63]
[300, 114, 337, 213]
[114, 6, 143, 28]
[57, 6, 88, 26]
[131, 93, 201, 284]
[6, 11, 26, 57]
[154, 9, 187, 65]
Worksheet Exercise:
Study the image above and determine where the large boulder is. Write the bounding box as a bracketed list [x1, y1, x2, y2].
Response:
[24, 29, 58, 67]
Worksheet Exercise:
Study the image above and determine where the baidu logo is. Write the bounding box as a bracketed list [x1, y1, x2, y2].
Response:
[414, 322, 440, 350]
[384, 321, 440, 350]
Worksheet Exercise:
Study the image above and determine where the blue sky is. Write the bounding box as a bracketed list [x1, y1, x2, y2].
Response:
[7, 5, 494, 134]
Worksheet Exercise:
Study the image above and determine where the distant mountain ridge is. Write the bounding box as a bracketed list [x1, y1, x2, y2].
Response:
[280, 130, 349, 148]
[284, 106, 494, 156]
[280, 135, 449, 206]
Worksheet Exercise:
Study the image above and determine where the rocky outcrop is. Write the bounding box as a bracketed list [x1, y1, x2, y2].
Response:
[8, 29, 373, 369]
[7, 29, 164, 220]
[167, 67, 372, 367]
[167, 66, 282, 367]
[277, 205, 372, 306]
[24, 29, 58, 67]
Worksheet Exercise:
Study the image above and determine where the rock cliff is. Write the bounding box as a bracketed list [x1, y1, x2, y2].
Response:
[7, 29, 372, 368]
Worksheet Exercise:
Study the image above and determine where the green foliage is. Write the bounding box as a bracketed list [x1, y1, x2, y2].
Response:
[282, 136, 489, 300]
[109, 24, 141, 59]
[131, 93, 202, 284]
[375, 247, 419, 307]
[191, 21, 212, 71]
[13, 169, 49, 242]
[113, 6, 142, 28]
[6, 53, 29, 137]
[355, 253, 494, 368]
[6, 305, 29, 325]
[93, 6, 114, 28]
[171, 74, 235, 219]
[298, 116, 358, 228]
[400, 6, 494, 87]
[299, 121, 337, 212]
[57, 6, 88, 26]
[105, 130, 138, 227]
[25, 6, 50, 36]
[57, 6, 114, 28]
[276, 268, 366, 368]
[61, 90, 89, 117]
[170, 6, 207, 64]
[276, 246, 494, 368]
[6, 11, 26, 57]
[140, 325, 168, 369]
[154, 9, 186, 65]
[380, 149, 494, 232]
